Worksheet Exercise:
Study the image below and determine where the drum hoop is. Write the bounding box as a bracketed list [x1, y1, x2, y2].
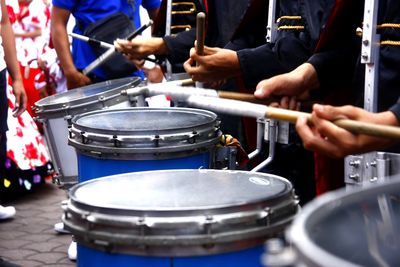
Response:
[68, 108, 221, 154]
[70, 107, 219, 135]
[34, 77, 141, 118]
[287, 179, 400, 267]
[64, 170, 298, 255]
[64, 209, 297, 256]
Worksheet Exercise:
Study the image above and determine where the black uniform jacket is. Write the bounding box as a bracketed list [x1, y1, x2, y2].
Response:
[158, 0, 250, 68]
[226, 0, 336, 90]
[309, 0, 400, 113]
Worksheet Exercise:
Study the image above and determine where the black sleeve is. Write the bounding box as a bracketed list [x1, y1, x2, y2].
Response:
[236, 44, 286, 89]
[162, 29, 196, 64]
[308, 45, 356, 87]
[389, 99, 400, 123]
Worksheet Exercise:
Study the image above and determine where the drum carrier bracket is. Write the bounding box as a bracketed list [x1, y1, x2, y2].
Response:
[344, 152, 400, 186]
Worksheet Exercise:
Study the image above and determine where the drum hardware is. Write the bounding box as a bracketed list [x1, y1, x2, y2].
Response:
[344, 0, 382, 187]
[251, 119, 278, 173]
[214, 147, 237, 170]
[345, 152, 400, 187]
[266, 0, 278, 43]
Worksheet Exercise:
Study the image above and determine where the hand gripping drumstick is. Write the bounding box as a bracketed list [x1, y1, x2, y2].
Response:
[69, 32, 159, 63]
[122, 82, 400, 139]
[82, 20, 153, 76]
[186, 95, 400, 140]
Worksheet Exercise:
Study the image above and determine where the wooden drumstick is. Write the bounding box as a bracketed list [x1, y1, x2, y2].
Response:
[196, 12, 206, 57]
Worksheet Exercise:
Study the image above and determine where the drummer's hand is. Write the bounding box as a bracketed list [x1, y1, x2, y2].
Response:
[65, 70, 91, 90]
[11, 79, 27, 117]
[296, 104, 398, 158]
[183, 45, 240, 82]
[255, 63, 318, 100]
[269, 96, 301, 111]
[114, 37, 168, 59]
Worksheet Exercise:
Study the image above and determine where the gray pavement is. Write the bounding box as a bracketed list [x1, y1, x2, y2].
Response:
[0, 181, 75, 267]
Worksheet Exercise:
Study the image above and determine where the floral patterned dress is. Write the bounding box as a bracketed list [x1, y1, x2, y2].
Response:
[1, 85, 54, 200]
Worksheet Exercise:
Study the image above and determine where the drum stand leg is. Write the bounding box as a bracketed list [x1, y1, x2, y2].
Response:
[251, 119, 278, 172]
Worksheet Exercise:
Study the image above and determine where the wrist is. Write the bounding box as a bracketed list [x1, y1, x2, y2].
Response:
[378, 111, 400, 127]
[64, 67, 80, 77]
[153, 38, 168, 55]
[295, 63, 320, 91]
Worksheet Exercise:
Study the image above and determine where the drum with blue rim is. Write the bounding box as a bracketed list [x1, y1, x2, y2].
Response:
[68, 107, 222, 182]
[63, 169, 299, 267]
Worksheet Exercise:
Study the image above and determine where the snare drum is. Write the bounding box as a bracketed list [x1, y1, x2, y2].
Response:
[34, 77, 141, 188]
[68, 107, 222, 182]
[285, 179, 400, 267]
[63, 169, 299, 267]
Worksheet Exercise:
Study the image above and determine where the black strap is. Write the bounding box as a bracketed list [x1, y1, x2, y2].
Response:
[74, 0, 136, 32]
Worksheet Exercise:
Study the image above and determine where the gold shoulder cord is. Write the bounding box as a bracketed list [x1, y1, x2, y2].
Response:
[378, 23, 400, 46]
[276, 16, 305, 31]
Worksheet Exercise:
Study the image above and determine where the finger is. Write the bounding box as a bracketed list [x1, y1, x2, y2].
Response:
[296, 116, 343, 157]
[313, 104, 355, 121]
[269, 102, 280, 108]
[296, 102, 301, 111]
[189, 47, 196, 58]
[114, 41, 122, 51]
[289, 97, 298, 110]
[311, 111, 355, 145]
[183, 58, 196, 74]
[14, 94, 26, 117]
[280, 96, 290, 109]
[254, 79, 273, 98]
[203, 45, 219, 55]
[254, 76, 286, 99]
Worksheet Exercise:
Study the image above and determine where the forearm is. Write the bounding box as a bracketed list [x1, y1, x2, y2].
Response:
[1, 11, 21, 82]
[51, 8, 77, 75]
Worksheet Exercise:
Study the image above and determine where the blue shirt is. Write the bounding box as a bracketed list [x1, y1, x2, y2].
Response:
[52, 0, 160, 80]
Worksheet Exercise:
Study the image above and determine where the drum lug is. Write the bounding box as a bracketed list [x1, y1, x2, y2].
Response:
[152, 135, 161, 147]
[257, 207, 271, 226]
[80, 131, 88, 144]
[64, 115, 73, 126]
[203, 215, 216, 235]
[188, 131, 199, 144]
[112, 135, 121, 147]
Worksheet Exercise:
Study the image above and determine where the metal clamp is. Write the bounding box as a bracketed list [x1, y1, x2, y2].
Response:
[345, 151, 394, 187]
